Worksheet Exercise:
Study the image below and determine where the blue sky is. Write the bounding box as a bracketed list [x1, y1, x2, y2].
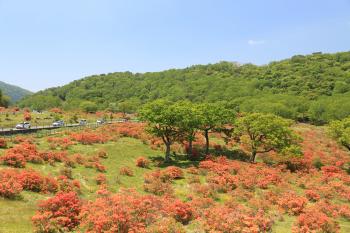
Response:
[0, 0, 349, 92]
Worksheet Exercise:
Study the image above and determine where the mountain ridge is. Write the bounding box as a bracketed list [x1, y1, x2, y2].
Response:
[18, 51, 350, 124]
[0, 80, 32, 103]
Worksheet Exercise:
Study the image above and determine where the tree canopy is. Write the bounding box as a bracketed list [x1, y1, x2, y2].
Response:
[328, 117, 350, 150]
[233, 113, 301, 162]
[18, 51, 350, 124]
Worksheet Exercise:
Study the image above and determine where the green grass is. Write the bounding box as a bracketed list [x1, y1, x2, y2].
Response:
[0, 111, 102, 129]
[0, 192, 46, 233]
[0, 137, 165, 233]
[1, 134, 350, 233]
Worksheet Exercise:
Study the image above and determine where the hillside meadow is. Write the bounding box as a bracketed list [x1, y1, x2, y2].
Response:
[0, 120, 349, 233]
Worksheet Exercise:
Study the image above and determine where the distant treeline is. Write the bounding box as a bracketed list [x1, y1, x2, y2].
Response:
[18, 51, 350, 125]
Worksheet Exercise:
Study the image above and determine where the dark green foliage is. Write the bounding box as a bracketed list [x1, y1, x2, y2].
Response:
[0, 81, 32, 103]
[0, 90, 10, 108]
[19, 51, 350, 124]
[312, 157, 324, 170]
[328, 117, 350, 150]
[233, 113, 301, 162]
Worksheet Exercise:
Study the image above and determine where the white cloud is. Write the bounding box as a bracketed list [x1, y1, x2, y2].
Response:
[248, 39, 265, 45]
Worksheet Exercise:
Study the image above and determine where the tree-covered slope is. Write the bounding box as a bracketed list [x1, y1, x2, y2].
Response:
[0, 81, 32, 103]
[19, 51, 350, 124]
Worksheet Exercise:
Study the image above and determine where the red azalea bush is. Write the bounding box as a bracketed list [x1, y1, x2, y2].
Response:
[203, 205, 273, 233]
[206, 173, 238, 193]
[305, 189, 321, 202]
[93, 162, 106, 172]
[144, 170, 174, 196]
[292, 209, 340, 233]
[0, 169, 23, 198]
[166, 199, 194, 224]
[277, 192, 308, 215]
[18, 170, 45, 192]
[56, 176, 81, 193]
[1, 142, 41, 167]
[162, 166, 184, 180]
[70, 131, 109, 145]
[32, 192, 81, 233]
[24, 112, 31, 121]
[146, 217, 186, 233]
[119, 166, 134, 176]
[47, 137, 75, 150]
[135, 156, 150, 168]
[50, 108, 63, 114]
[95, 173, 107, 185]
[72, 153, 85, 165]
[79, 190, 164, 233]
[0, 138, 7, 148]
[97, 149, 108, 159]
[0, 152, 26, 167]
[104, 122, 146, 139]
[18, 170, 59, 193]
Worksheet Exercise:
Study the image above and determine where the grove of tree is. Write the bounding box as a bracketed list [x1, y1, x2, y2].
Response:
[18, 51, 350, 124]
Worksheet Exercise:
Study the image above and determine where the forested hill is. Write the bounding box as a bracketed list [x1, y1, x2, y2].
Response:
[0, 81, 32, 103]
[19, 51, 350, 124]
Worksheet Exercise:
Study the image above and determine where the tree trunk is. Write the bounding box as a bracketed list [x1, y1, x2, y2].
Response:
[344, 144, 350, 151]
[204, 130, 210, 155]
[165, 143, 171, 162]
[188, 139, 193, 157]
[250, 150, 257, 162]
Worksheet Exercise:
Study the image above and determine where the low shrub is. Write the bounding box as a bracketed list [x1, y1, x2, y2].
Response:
[119, 166, 134, 176]
[32, 192, 81, 233]
[135, 156, 150, 168]
[0, 169, 22, 199]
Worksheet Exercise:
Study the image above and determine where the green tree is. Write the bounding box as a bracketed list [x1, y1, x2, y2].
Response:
[117, 100, 137, 117]
[139, 100, 182, 162]
[328, 117, 350, 150]
[233, 113, 300, 162]
[197, 103, 234, 154]
[80, 101, 98, 113]
[171, 101, 201, 157]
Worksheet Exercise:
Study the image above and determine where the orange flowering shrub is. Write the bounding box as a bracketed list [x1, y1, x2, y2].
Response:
[1, 152, 26, 167]
[104, 122, 146, 139]
[166, 199, 194, 224]
[305, 189, 321, 202]
[95, 173, 107, 185]
[135, 156, 150, 168]
[277, 192, 308, 215]
[49, 108, 63, 114]
[72, 153, 85, 165]
[0, 138, 7, 148]
[162, 166, 184, 180]
[70, 131, 109, 145]
[0, 169, 23, 198]
[202, 205, 273, 233]
[32, 192, 81, 233]
[146, 217, 186, 233]
[24, 112, 31, 121]
[93, 162, 106, 172]
[18, 170, 45, 193]
[144, 170, 174, 196]
[79, 190, 164, 233]
[47, 137, 75, 150]
[292, 209, 340, 233]
[97, 149, 108, 159]
[119, 166, 134, 176]
[206, 173, 238, 193]
[56, 176, 81, 193]
[1, 142, 42, 167]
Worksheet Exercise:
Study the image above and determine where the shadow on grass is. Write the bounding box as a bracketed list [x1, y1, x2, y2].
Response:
[149, 147, 250, 169]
